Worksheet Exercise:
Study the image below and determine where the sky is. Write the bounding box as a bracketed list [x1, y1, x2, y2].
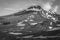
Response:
[0, 0, 60, 16]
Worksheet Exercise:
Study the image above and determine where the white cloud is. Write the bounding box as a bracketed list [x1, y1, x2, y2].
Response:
[53, 6, 58, 12]
[42, 2, 52, 11]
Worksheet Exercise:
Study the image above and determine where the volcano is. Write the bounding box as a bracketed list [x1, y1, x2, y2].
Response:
[0, 5, 60, 39]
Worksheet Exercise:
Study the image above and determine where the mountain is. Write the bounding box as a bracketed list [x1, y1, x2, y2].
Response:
[27, 5, 42, 10]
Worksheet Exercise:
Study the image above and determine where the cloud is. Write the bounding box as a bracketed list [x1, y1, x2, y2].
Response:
[53, 5, 58, 12]
[42, 2, 52, 11]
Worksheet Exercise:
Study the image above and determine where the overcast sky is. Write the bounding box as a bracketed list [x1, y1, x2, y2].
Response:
[0, 0, 60, 16]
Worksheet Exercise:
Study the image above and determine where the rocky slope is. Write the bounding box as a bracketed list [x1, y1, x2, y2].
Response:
[0, 5, 60, 38]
